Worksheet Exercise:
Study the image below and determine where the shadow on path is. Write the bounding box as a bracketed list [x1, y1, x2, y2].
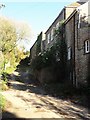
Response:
[2, 110, 17, 119]
[10, 82, 46, 95]
[2, 110, 34, 120]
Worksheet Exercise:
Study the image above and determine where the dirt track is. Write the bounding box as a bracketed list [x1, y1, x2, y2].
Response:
[0, 72, 90, 119]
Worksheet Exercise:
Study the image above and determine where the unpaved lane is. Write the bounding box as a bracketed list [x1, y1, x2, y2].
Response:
[1, 80, 90, 119]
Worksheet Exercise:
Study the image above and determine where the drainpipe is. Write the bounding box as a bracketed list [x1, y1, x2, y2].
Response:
[73, 14, 77, 87]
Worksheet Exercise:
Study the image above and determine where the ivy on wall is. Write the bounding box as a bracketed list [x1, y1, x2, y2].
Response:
[36, 32, 42, 56]
[30, 22, 67, 79]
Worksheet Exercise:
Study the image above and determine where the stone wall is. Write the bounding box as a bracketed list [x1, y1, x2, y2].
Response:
[65, 15, 75, 85]
[75, 14, 90, 86]
[33, 66, 64, 84]
[33, 67, 56, 84]
[65, 11, 90, 87]
[74, 1, 90, 87]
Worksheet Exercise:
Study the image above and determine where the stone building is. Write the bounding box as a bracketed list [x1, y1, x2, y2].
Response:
[41, 32, 46, 52]
[65, 0, 90, 87]
[30, 0, 90, 85]
[30, 32, 45, 61]
[44, 1, 84, 51]
[30, 41, 37, 61]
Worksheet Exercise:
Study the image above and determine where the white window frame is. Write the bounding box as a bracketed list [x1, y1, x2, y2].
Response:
[68, 47, 71, 60]
[47, 33, 50, 44]
[85, 40, 90, 53]
[56, 22, 60, 29]
[51, 28, 54, 41]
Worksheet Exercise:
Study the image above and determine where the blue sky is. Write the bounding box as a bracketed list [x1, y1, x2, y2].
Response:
[1, 1, 76, 50]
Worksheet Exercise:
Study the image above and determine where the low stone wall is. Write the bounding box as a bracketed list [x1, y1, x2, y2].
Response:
[39, 67, 56, 83]
[33, 67, 57, 84]
[33, 67, 65, 84]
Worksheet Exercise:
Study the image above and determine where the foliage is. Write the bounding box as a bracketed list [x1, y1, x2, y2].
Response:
[0, 17, 31, 74]
[0, 17, 17, 53]
[24, 50, 30, 57]
[1, 72, 8, 82]
[19, 56, 30, 66]
[36, 32, 42, 55]
[31, 22, 67, 79]
[0, 94, 6, 110]
[0, 72, 9, 91]
[15, 48, 26, 63]
[0, 52, 4, 75]
[1, 81, 9, 91]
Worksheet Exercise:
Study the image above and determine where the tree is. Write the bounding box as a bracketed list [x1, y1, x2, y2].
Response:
[0, 17, 17, 53]
[0, 17, 31, 74]
[15, 21, 32, 50]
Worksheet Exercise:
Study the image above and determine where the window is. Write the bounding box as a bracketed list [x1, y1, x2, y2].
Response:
[47, 33, 50, 43]
[68, 47, 71, 60]
[85, 40, 90, 53]
[56, 22, 60, 29]
[51, 28, 54, 41]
